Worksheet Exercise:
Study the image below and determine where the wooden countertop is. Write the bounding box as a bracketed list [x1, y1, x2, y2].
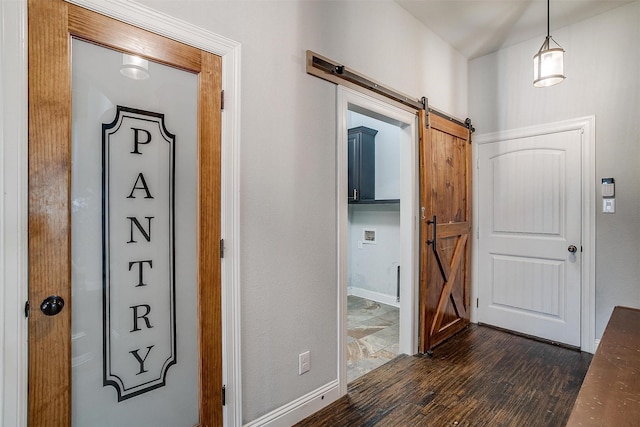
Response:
[566, 306, 640, 426]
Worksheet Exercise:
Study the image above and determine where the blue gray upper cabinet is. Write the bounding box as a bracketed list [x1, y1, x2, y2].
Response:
[348, 126, 377, 203]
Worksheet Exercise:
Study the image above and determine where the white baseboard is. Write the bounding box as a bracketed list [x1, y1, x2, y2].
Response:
[348, 287, 400, 308]
[243, 380, 340, 427]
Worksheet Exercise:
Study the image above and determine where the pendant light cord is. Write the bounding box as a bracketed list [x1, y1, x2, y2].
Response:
[547, 0, 550, 38]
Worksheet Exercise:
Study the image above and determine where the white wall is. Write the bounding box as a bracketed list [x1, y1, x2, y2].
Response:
[134, 1, 467, 423]
[348, 204, 401, 301]
[469, 1, 640, 339]
[1, 0, 468, 425]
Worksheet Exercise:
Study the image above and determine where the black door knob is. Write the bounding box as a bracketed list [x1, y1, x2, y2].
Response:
[568, 245, 578, 253]
[40, 295, 65, 316]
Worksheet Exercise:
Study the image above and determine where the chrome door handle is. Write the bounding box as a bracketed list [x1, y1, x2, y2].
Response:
[568, 245, 577, 253]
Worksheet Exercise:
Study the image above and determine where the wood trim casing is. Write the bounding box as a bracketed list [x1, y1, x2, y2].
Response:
[197, 50, 223, 427]
[27, 0, 222, 425]
[28, 0, 72, 424]
[67, 4, 202, 72]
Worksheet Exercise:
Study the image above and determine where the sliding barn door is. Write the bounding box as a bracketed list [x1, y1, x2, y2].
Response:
[419, 111, 472, 352]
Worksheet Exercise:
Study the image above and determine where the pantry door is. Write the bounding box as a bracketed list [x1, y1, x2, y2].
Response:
[419, 111, 472, 352]
[28, 1, 222, 425]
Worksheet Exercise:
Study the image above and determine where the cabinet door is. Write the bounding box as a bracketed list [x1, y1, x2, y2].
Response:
[358, 132, 376, 202]
[347, 127, 377, 203]
[348, 133, 358, 202]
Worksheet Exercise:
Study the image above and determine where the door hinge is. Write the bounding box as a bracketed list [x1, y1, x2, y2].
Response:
[24, 300, 30, 318]
[221, 90, 225, 110]
[222, 385, 226, 406]
[220, 238, 225, 259]
[476, 298, 479, 309]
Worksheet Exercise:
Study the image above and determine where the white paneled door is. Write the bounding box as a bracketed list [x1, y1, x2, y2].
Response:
[477, 129, 582, 347]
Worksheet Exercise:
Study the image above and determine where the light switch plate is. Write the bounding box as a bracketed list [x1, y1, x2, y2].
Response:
[603, 198, 615, 213]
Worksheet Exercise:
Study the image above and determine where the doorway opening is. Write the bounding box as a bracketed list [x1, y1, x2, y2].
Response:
[337, 87, 418, 390]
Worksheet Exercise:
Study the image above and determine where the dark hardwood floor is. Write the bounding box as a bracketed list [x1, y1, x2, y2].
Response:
[296, 325, 592, 426]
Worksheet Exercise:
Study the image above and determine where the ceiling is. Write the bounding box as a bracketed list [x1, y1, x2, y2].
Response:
[396, 0, 635, 58]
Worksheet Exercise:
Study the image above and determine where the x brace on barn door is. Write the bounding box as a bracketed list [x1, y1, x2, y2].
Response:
[425, 214, 469, 336]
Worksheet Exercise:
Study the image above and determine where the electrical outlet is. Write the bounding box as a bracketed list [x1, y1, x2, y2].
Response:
[298, 351, 310, 375]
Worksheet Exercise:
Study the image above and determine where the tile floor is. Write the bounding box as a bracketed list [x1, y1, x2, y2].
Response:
[347, 295, 400, 382]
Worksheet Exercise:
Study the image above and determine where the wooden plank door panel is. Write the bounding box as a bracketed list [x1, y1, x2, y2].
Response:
[419, 111, 472, 352]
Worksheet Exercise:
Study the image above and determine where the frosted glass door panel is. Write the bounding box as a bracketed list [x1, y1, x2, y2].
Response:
[71, 39, 199, 426]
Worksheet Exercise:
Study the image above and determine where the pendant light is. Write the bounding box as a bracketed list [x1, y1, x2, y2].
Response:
[533, 0, 565, 87]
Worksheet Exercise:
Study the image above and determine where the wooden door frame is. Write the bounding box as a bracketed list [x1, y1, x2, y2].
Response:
[0, 0, 241, 425]
[29, 0, 222, 424]
[336, 86, 419, 395]
[471, 116, 596, 354]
